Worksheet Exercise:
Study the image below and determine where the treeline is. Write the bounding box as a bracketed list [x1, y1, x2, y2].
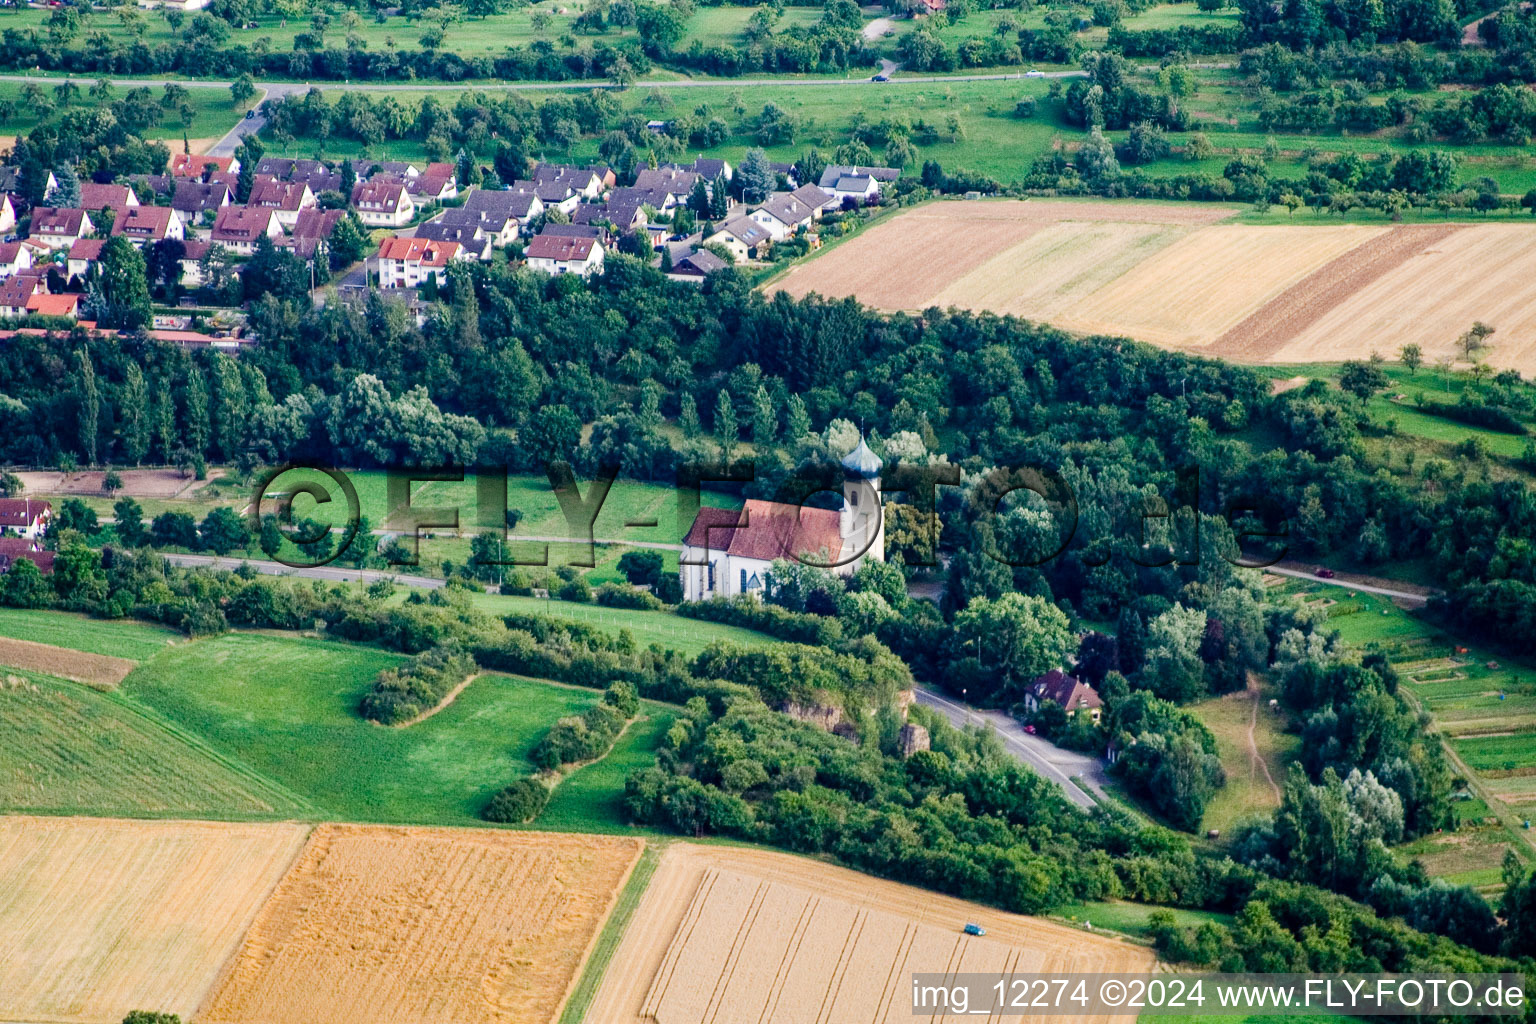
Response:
[359, 644, 476, 724]
[1108, 22, 1245, 56]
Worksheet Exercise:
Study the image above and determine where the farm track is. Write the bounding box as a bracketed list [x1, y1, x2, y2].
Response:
[1209, 224, 1463, 360]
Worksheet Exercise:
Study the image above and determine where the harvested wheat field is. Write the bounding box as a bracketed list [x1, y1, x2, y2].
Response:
[1270, 223, 1536, 375]
[0, 815, 309, 1024]
[0, 635, 137, 688]
[770, 200, 1228, 311]
[585, 843, 1152, 1024]
[199, 824, 642, 1024]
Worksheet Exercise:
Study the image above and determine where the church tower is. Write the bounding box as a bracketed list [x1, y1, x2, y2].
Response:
[840, 438, 884, 567]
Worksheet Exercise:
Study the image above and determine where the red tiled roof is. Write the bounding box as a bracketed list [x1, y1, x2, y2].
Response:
[112, 205, 176, 240]
[30, 207, 88, 237]
[0, 498, 50, 528]
[377, 236, 459, 266]
[249, 177, 312, 211]
[26, 293, 79, 317]
[169, 153, 233, 177]
[211, 205, 275, 242]
[79, 183, 132, 211]
[351, 180, 406, 210]
[68, 238, 106, 263]
[683, 499, 843, 565]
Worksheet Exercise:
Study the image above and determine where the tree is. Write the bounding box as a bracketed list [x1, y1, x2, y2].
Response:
[1338, 360, 1387, 400]
[714, 388, 738, 457]
[75, 349, 99, 465]
[46, 164, 80, 208]
[1458, 321, 1495, 359]
[1400, 343, 1423, 375]
[619, 549, 665, 588]
[1, 558, 51, 608]
[678, 392, 700, 437]
[750, 385, 777, 446]
[229, 73, 257, 110]
[737, 148, 776, 204]
[0, 472, 22, 497]
[102, 470, 123, 496]
[114, 496, 145, 546]
[1074, 126, 1119, 182]
[326, 213, 369, 270]
[94, 237, 152, 330]
[183, 365, 210, 459]
[951, 593, 1072, 703]
[197, 507, 248, 555]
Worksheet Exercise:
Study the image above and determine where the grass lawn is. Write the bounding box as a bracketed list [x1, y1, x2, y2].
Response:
[0, 81, 245, 143]
[455, 589, 777, 654]
[1049, 899, 1233, 940]
[1396, 821, 1521, 892]
[0, 667, 313, 819]
[1190, 683, 1296, 835]
[539, 709, 674, 832]
[0, 609, 182, 660]
[121, 631, 612, 825]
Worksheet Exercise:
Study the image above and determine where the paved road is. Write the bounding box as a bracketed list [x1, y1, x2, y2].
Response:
[1266, 564, 1434, 606]
[207, 86, 281, 157]
[914, 685, 1107, 810]
[162, 552, 446, 588]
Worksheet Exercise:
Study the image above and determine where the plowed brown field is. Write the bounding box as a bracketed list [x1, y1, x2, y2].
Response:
[198, 824, 642, 1024]
[585, 843, 1152, 1024]
[0, 635, 137, 688]
[0, 816, 309, 1024]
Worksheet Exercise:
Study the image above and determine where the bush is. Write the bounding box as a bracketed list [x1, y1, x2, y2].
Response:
[483, 778, 549, 823]
[359, 644, 476, 724]
[529, 684, 632, 770]
[596, 582, 664, 609]
[558, 576, 593, 602]
[1417, 397, 1527, 434]
[678, 595, 843, 645]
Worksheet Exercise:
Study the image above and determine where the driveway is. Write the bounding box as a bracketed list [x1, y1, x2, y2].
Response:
[914, 686, 1110, 810]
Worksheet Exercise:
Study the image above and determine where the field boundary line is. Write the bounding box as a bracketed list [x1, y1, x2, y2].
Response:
[703, 880, 769, 1024]
[642, 865, 717, 1017]
[559, 841, 660, 1024]
[192, 822, 319, 1023]
[818, 906, 870, 1024]
[757, 893, 818, 1024]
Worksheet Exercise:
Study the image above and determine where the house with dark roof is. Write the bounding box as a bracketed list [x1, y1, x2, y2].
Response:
[679, 441, 884, 601]
[111, 205, 184, 247]
[749, 191, 820, 241]
[210, 205, 281, 254]
[170, 179, 232, 220]
[282, 208, 346, 264]
[689, 157, 733, 182]
[79, 183, 138, 217]
[0, 166, 58, 200]
[0, 240, 33, 280]
[1023, 670, 1104, 723]
[66, 238, 104, 280]
[669, 247, 728, 280]
[413, 214, 492, 260]
[459, 189, 543, 244]
[572, 188, 651, 235]
[704, 216, 772, 263]
[508, 179, 581, 216]
[532, 163, 609, 199]
[177, 238, 214, 286]
[817, 164, 899, 204]
[350, 180, 415, 228]
[634, 167, 699, 208]
[525, 232, 604, 277]
[0, 497, 51, 540]
[0, 536, 54, 574]
[0, 274, 45, 318]
[29, 207, 94, 249]
[247, 177, 316, 227]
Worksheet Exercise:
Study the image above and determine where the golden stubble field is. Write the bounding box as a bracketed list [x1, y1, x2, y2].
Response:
[775, 201, 1536, 375]
[586, 843, 1153, 1024]
[0, 816, 310, 1024]
[0, 635, 137, 688]
[198, 824, 642, 1024]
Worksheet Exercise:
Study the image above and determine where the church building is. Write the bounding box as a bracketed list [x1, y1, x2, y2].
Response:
[680, 440, 885, 602]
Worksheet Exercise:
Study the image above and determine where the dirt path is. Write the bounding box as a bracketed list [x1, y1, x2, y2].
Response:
[1245, 676, 1281, 803]
[861, 16, 894, 40]
[388, 673, 480, 728]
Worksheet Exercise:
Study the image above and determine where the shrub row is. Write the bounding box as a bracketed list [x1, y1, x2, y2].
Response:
[1417, 397, 1528, 435]
[676, 595, 843, 646]
[358, 644, 476, 725]
[529, 682, 639, 771]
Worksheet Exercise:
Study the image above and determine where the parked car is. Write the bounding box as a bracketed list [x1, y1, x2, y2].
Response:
[872, 73, 889, 82]
[1024, 69, 1045, 77]
[1315, 567, 1336, 579]
[963, 923, 986, 936]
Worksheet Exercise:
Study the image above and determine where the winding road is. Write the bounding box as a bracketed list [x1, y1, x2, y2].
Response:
[1264, 563, 1434, 606]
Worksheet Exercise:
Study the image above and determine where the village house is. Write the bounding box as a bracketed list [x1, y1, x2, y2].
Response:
[412, 215, 492, 260]
[1022, 670, 1104, 723]
[26, 292, 80, 320]
[634, 167, 700, 208]
[66, 239, 104, 280]
[573, 189, 650, 235]
[0, 166, 58, 199]
[790, 183, 835, 215]
[669, 247, 729, 281]
[749, 191, 820, 242]
[689, 157, 734, 183]
[168, 153, 239, 179]
[210, 205, 281, 254]
[0, 536, 54, 574]
[0, 497, 50, 541]
[401, 163, 458, 203]
[680, 440, 884, 602]
[532, 163, 610, 200]
[508, 179, 581, 217]
[170, 179, 232, 222]
[0, 241, 32, 280]
[112, 205, 184, 247]
[247, 177, 317, 228]
[282, 208, 346, 265]
[0, 274, 44, 318]
[455, 190, 543, 244]
[524, 232, 604, 277]
[29, 207, 94, 249]
[376, 236, 466, 289]
[177, 238, 213, 286]
[705, 217, 772, 262]
[367, 161, 420, 180]
[350, 180, 415, 228]
[0, 194, 16, 235]
[79, 183, 138, 217]
[817, 164, 900, 205]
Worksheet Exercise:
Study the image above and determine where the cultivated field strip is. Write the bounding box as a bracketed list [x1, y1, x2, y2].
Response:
[637, 859, 1149, 1024]
[1210, 224, 1464, 360]
[0, 635, 138, 688]
[198, 823, 641, 1024]
[0, 816, 310, 1024]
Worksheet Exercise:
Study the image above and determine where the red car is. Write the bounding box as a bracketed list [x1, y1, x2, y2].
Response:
[1315, 567, 1336, 579]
